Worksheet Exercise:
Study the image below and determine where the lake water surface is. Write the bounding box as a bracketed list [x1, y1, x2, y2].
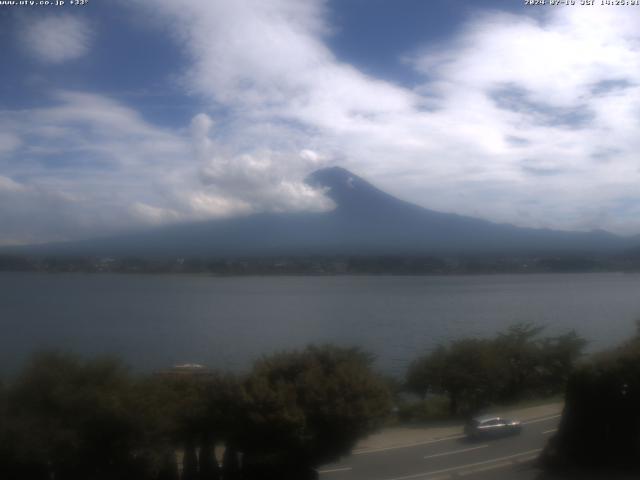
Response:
[1, 272, 639, 376]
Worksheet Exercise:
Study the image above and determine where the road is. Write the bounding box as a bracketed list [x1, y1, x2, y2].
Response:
[318, 414, 560, 480]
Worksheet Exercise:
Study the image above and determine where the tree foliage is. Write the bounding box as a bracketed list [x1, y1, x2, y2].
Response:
[237, 345, 391, 479]
[406, 324, 587, 415]
[0, 352, 148, 480]
[0, 346, 391, 480]
[541, 327, 640, 473]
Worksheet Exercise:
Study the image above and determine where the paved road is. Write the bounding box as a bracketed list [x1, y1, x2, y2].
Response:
[318, 414, 561, 480]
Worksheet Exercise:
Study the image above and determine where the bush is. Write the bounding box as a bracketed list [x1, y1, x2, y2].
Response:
[541, 330, 640, 473]
[0, 351, 151, 480]
[236, 345, 392, 479]
[406, 323, 586, 416]
[0, 346, 391, 480]
[396, 395, 450, 423]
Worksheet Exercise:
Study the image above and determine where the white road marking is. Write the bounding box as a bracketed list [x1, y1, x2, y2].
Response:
[423, 445, 488, 460]
[378, 448, 542, 480]
[318, 466, 353, 474]
[542, 428, 558, 435]
[458, 461, 512, 476]
[516, 454, 541, 463]
[522, 414, 561, 425]
[352, 435, 466, 455]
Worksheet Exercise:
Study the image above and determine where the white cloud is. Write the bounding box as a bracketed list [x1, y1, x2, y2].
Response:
[4, 1, 640, 244]
[128, 0, 640, 235]
[402, 7, 640, 232]
[133, 0, 417, 129]
[0, 175, 25, 193]
[0, 92, 191, 243]
[0, 133, 22, 156]
[0, 93, 332, 244]
[130, 202, 181, 226]
[23, 14, 92, 64]
[191, 113, 333, 216]
[0, 176, 87, 246]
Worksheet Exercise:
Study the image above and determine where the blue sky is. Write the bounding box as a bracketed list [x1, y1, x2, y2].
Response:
[1, 0, 640, 244]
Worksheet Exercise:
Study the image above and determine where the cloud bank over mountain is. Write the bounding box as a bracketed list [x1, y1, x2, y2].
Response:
[1, 1, 640, 244]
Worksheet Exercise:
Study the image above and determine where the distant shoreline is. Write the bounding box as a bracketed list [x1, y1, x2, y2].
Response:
[1, 265, 639, 277]
[3, 251, 640, 276]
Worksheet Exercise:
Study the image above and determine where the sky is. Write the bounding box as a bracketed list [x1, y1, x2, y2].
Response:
[1, 0, 640, 245]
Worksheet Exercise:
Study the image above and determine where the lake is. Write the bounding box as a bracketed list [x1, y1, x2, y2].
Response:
[1, 272, 639, 377]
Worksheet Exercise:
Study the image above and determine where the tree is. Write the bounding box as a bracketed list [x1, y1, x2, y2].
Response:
[156, 451, 179, 480]
[236, 345, 391, 479]
[406, 346, 447, 401]
[0, 379, 15, 478]
[1, 351, 150, 480]
[406, 324, 587, 416]
[221, 445, 241, 480]
[199, 433, 220, 480]
[406, 339, 501, 415]
[136, 370, 241, 480]
[493, 323, 546, 401]
[541, 331, 640, 473]
[182, 440, 198, 480]
[439, 339, 503, 415]
[538, 330, 587, 395]
[1, 346, 391, 479]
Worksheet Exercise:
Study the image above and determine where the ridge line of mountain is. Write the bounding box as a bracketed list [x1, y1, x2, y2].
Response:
[2, 166, 638, 258]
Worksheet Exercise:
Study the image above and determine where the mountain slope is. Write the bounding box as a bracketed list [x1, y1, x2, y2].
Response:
[305, 167, 625, 254]
[7, 166, 633, 257]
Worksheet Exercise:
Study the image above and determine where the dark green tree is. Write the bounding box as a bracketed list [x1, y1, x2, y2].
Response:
[199, 433, 220, 480]
[182, 439, 199, 480]
[156, 451, 180, 480]
[405, 345, 448, 401]
[406, 324, 587, 415]
[236, 345, 391, 479]
[438, 338, 503, 415]
[136, 370, 242, 480]
[541, 330, 640, 473]
[221, 445, 241, 480]
[538, 330, 587, 395]
[493, 323, 546, 401]
[406, 339, 501, 415]
[2, 351, 150, 480]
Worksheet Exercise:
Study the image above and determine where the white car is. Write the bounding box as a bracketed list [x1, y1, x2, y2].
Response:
[465, 415, 523, 439]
